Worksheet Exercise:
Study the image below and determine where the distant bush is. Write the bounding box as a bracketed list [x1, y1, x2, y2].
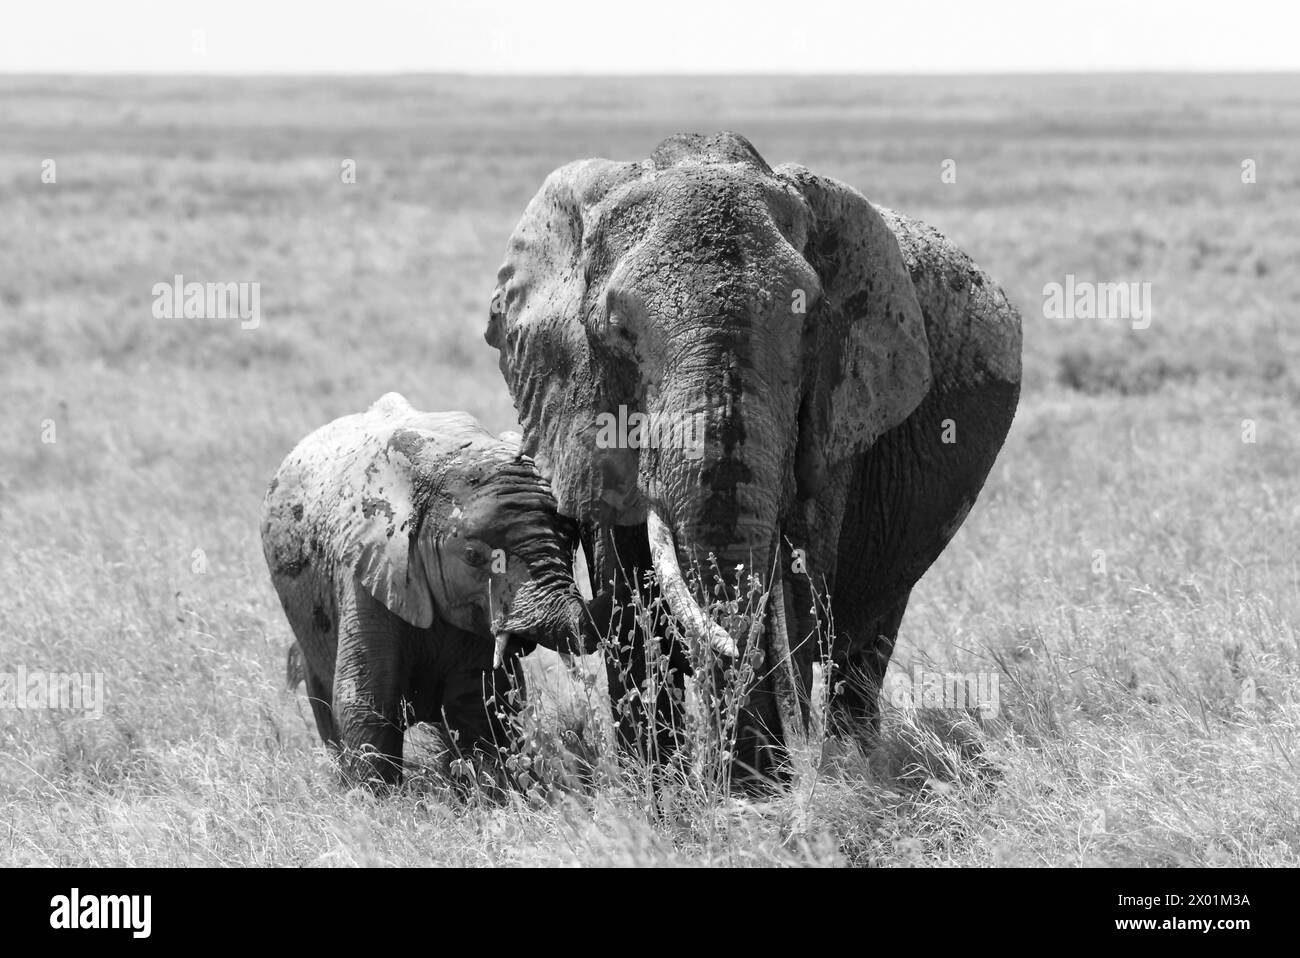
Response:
[1057, 342, 1290, 396]
[1056, 347, 1200, 396]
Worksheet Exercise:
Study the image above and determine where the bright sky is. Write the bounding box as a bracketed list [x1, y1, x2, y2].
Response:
[2, 0, 1297, 73]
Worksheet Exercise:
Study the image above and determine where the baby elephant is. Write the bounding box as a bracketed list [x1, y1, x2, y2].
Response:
[261, 392, 597, 785]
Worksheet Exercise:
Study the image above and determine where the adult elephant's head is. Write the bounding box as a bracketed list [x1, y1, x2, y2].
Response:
[486, 132, 931, 659]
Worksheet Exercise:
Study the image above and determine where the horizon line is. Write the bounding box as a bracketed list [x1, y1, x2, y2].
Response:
[2, 68, 1298, 79]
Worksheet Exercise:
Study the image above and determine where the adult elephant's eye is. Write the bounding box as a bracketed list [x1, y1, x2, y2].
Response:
[602, 287, 637, 342]
[463, 545, 489, 567]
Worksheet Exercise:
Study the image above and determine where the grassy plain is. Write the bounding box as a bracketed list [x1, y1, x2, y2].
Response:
[1, 74, 1298, 865]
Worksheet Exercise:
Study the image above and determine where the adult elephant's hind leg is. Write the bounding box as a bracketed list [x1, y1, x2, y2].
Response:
[829, 589, 911, 739]
[333, 578, 409, 787]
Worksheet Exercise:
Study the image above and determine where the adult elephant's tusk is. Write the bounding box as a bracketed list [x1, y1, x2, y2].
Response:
[646, 506, 739, 660]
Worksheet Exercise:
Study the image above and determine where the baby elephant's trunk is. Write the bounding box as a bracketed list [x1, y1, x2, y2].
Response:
[498, 579, 597, 658]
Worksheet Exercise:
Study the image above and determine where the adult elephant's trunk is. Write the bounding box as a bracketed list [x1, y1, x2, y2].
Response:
[649, 505, 806, 760]
[647, 428, 807, 765]
[766, 545, 806, 741]
[635, 281, 809, 773]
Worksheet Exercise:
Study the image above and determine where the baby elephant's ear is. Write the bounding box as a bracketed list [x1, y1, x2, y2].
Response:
[339, 439, 435, 629]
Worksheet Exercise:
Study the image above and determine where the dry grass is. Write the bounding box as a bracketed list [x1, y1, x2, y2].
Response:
[1, 74, 1298, 866]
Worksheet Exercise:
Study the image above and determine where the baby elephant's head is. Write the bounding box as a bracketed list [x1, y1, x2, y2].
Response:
[320, 400, 602, 668]
[427, 455, 599, 663]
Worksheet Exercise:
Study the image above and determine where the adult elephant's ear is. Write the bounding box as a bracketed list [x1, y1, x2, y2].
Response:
[486, 158, 646, 521]
[336, 423, 436, 629]
[777, 164, 933, 495]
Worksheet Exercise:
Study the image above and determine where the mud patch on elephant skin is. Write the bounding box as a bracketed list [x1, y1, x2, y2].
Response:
[704, 349, 752, 455]
[689, 198, 747, 269]
[700, 456, 754, 493]
[811, 227, 839, 261]
[695, 457, 756, 547]
[362, 495, 398, 540]
[276, 551, 310, 578]
[386, 428, 430, 464]
[842, 288, 874, 320]
[361, 496, 394, 522]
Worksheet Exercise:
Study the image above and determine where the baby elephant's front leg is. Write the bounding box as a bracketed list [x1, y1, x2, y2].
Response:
[439, 632, 529, 757]
[333, 579, 408, 786]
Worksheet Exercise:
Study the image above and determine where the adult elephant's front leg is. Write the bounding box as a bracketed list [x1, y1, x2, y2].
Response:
[333, 578, 409, 786]
[599, 524, 689, 763]
[772, 480, 853, 741]
[828, 589, 910, 737]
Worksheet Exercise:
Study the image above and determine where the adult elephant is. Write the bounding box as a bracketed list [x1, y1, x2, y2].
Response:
[486, 132, 1021, 783]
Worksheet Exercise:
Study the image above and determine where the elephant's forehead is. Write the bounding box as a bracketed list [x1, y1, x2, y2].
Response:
[598, 164, 808, 236]
[593, 177, 816, 291]
[302, 407, 511, 515]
